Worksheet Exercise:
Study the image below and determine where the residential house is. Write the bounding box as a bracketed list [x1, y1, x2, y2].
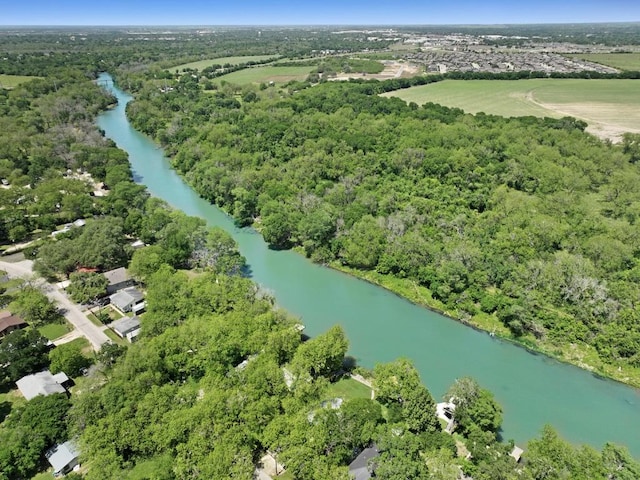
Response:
[348, 445, 379, 480]
[46, 440, 80, 477]
[109, 287, 145, 314]
[110, 315, 141, 342]
[16, 370, 70, 400]
[510, 445, 524, 463]
[103, 267, 134, 294]
[0, 311, 26, 337]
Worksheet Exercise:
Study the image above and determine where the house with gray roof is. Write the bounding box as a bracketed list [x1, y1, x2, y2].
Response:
[103, 267, 133, 294]
[46, 440, 80, 477]
[110, 315, 141, 342]
[348, 445, 379, 480]
[16, 370, 69, 400]
[109, 287, 145, 314]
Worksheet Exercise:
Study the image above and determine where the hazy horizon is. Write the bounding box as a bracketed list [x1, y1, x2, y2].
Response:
[4, 1, 640, 27]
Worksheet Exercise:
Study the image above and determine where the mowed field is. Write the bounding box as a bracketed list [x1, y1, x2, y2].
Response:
[0, 74, 40, 88]
[571, 53, 640, 71]
[213, 65, 315, 85]
[171, 55, 278, 72]
[383, 79, 640, 142]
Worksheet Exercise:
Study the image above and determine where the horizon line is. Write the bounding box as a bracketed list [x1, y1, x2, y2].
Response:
[1, 21, 640, 28]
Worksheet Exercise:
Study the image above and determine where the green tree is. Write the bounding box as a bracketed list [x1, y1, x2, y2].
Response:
[49, 341, 93, 377]
[340, 215, 387, 269]
[291, 325, 348, 379]
[445, 377, 503, 435]
[374, 359, 438, 433]
[0, 329, 50, 384]
[9, 285, 58, 326]
[262, 211, 295, 249]
[0, 393, 71, 479]
[96, 342, 127, 369]
[190, 227, 246, 275]
[67, 271, 108, 304]
[601, 443, 640, 480]
[128, 245, 165, 282]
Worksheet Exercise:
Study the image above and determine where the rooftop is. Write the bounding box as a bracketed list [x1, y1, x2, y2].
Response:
[0, 314, 26, 333]
[103, 267, 130, 286]
[16, 370, 68, 400]
[46, 440, 79, 474]
[349, 445, 379, 480]
[109, 287, 144, 310]
[110, 315, 141, 336]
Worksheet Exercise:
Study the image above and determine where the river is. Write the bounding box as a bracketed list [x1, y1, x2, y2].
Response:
[96, 73, 640, 456]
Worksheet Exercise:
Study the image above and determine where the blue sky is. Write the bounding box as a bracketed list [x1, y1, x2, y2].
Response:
[2, 1, 639, 26]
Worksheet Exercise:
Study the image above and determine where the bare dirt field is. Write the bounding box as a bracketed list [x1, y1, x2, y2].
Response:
[332, 60, 421, 81]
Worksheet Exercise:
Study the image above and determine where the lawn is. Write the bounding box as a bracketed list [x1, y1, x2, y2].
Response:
[213, 66, 315, 85]
[571, 53, 640, 71]
[382, 78, 640, 141]
[31, 471, 53, 480]
[38, 322, 72, 341]
[104, 328, 127, 345]
[171, 55, 278, 72]
[0, 388, 27, 419]
[0, 74, 40, 89]
[325, 377, 372, 401]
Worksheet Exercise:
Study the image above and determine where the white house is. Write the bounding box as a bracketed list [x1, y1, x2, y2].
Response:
[16, 370, 69, 400]
[46, 440, 80, 477]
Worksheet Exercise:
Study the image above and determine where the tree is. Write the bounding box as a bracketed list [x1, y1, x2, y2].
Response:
[0, 329, 50, 385]
[67, 271, 108, 304]
[340, 215, 387, 269]
[445, 377, 502, 435]
[0, 393, 71, 479]
[9, 285, 58, 326]
[601, 443, 640, 480]
[262, 211, 295, 249]
[49, 341, 93, 377]
[291, 325, 348, 379]
[190, 227, 246, 275]
[129, 245, 165, 282]
[96, 342, 127, 369]
[374, 359, 438, 433]
[375, 431, 430, 480]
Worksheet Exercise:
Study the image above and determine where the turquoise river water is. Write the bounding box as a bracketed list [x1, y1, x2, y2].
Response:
[96, 73, 639, 456]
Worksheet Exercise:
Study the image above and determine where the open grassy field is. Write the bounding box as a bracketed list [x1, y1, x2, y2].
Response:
[213, 65, 315, 85]
[571, 53, 640, 71]
[0, 74, 40, 89]
[382, 79, 640, 142]
[171, 55, 278, 72]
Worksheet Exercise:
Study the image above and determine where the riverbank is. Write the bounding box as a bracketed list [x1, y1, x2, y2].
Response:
[328, 262, 640, 389]
[100, 73, 640, 454]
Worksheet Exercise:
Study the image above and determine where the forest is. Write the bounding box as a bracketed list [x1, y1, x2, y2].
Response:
[123, 67, 640, 387]
[2, 27, 640, 479]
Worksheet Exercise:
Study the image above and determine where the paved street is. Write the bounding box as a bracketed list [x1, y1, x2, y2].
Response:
[0, 259, 111, 351]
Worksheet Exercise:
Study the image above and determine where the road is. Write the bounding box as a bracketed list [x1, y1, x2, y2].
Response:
[0, 259, 110, 351]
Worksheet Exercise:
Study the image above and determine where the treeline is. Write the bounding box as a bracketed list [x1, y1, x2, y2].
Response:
[126, 73, 640, 384]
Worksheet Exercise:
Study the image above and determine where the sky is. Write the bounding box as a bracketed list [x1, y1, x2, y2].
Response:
[2, 0, 640, 26]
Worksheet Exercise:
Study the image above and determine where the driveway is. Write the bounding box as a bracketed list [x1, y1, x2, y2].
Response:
[0, 259, 111, 351]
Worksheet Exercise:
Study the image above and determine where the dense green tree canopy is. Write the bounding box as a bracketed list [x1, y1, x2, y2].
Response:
[0, 329, 50, 385]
